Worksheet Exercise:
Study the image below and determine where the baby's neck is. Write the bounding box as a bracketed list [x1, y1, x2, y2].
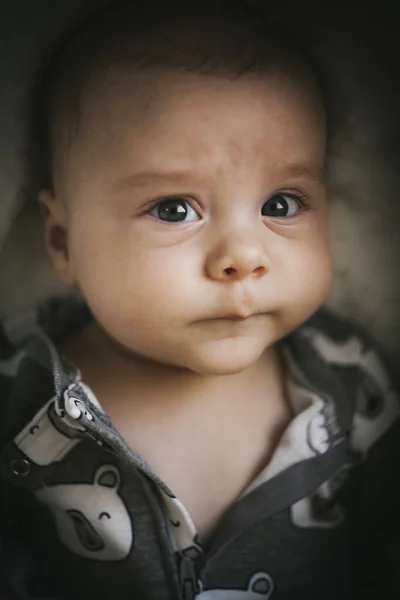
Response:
[57, 319, 288, 421]
[58, 320, 293, 540]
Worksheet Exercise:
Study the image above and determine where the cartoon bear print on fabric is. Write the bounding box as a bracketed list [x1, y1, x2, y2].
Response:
[160, 488, 201, 553]
[195, 572, 274, 599]
[301, 329, 400, 454]
[35, 464, 133, 561]
[290, 328, 400, 531]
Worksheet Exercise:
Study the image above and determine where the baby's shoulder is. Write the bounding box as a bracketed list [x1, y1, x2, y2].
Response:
[299, 306, 396, 383]
[0, 308, 55, 450]
[303, 305, 382, 345]
[296, 307, 400, 456]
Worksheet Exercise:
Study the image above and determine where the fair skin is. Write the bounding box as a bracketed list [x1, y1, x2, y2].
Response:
[40, 70, 332, 542]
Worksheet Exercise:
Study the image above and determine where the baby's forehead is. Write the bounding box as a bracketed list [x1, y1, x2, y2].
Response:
[78, 65, 324, 143]
[43, 1, 326, 195]
[61, 69, 325, 200]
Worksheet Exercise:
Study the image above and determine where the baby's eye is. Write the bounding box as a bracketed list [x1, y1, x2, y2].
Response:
[261, 193, 302, 218]
[149, 197, 200, 222]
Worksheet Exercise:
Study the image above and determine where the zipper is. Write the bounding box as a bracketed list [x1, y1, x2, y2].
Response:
[37, 328, 176, 498]
[178, 552, 199, 600]
[57, 354, 200, 600]
[9, 310, 201, 599]
[155, 485, 202, 600]
[59, 383, 175, 495]
[48, 327, 204, 599]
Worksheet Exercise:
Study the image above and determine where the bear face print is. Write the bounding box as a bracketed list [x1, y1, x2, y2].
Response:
[160, 488, 200, 553]
[302, 329, 400, 454]
[195, 572, 274, 599]
[35, 464, 133, 561]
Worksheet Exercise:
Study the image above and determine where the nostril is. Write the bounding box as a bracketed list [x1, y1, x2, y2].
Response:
[224, 267, 236, 276]
[253, 265, 267, 277]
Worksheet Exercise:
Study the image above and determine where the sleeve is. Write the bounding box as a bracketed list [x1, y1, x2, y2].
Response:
[303, 307, 400, 598]
[343, 332, 400, 600]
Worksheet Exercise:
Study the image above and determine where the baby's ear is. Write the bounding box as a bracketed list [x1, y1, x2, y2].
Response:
[38, 189, 77, 288]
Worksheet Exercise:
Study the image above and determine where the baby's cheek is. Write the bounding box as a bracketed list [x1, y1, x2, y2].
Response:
[299, 244, 332, 309]
[314, 234, 333, 292]
[75, 247, 183, 326]
[276, 239, 332, 330]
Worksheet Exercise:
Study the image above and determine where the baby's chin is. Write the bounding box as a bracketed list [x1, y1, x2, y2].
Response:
[104, 330, 271, 376]
[171, 335, 274, 377]
[102, 315, 281, 376]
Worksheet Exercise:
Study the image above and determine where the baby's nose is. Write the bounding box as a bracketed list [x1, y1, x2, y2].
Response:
[205, 237, 269, 282]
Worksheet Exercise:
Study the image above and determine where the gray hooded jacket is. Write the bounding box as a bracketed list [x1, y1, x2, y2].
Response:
[0, 295, 399, 600]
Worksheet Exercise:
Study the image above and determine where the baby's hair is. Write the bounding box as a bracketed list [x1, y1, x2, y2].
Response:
[28, 0, 326, 196]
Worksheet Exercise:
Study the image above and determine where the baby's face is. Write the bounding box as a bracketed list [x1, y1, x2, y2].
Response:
[43, 71, 332, 375]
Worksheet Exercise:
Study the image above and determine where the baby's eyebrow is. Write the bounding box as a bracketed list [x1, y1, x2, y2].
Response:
[282, 163, 326, 185]
[112, 163, 326, 192]
[112, 170, 192, 191]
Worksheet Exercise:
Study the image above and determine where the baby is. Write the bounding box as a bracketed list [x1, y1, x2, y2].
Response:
[0, 1, 399, 599]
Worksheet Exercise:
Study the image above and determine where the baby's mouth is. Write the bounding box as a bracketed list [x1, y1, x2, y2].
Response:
[213, 307, 263, 320]
[205, 311, 264, 323]
[218, 314, 248, 321]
